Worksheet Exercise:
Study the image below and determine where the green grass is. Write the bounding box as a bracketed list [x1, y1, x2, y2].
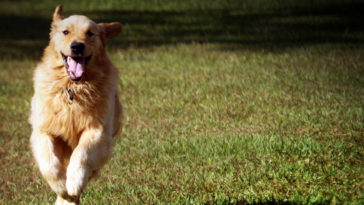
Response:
[0, 0, 363, 204]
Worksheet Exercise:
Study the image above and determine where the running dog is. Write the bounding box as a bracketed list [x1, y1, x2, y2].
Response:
[29, 5, 122, 204]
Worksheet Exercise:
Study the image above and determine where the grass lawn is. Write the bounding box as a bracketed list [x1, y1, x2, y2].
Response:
[0, 0, 363, 204]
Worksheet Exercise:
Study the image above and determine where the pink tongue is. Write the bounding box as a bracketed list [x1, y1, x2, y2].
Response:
[67, 57, 85, 78]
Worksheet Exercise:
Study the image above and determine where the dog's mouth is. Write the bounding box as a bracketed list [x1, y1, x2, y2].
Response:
[61, 53, 91, 81]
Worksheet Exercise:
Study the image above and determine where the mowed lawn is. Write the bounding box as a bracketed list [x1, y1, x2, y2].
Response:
[0, 0, 363, 204]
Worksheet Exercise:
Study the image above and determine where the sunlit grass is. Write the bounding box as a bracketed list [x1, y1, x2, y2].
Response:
[0, 43, 363, 204]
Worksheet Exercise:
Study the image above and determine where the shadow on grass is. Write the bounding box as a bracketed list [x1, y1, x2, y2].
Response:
[205, 198, 332, 205]
[0, 1, 363, 59]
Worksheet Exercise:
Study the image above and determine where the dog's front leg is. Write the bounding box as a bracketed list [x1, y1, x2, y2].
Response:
[30, 131, 69, 198]
[66, 128, 112, 199]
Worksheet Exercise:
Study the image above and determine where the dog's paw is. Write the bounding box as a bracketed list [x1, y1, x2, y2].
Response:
[56, 194, 79, 205]
[66, 164, 88, 197]
[66, 180, 82, 198]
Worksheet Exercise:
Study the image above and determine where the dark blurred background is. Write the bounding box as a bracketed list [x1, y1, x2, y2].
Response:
[0, 0, 363, 59]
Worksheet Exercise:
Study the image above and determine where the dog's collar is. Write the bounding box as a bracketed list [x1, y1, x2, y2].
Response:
[67, 88, 74, 103]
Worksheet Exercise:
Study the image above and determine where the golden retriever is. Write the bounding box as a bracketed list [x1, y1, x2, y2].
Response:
[29, 5, 122, 204]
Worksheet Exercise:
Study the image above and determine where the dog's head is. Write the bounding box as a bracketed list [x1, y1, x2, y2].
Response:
[50, 5, 122, 81]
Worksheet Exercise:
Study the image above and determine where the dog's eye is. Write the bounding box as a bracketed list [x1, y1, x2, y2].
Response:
[63, 30, 69, 35]
[87, 30, 94, 37]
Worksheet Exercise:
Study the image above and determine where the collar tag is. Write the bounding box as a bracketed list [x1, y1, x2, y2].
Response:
[67, 88, 74, 103]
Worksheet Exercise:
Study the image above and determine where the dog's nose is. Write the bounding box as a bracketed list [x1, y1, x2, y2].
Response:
[70, 42, 85, 55]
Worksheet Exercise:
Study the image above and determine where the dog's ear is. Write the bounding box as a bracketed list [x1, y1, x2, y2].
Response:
[52, 5, 63, 23]
[98, 22, 122, 39]
[50, 5, 64, 39]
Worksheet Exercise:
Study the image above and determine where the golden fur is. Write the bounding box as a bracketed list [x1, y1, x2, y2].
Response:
[29, 5, 122, 204]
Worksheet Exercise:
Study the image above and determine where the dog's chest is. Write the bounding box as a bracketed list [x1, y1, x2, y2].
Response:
[39, 87, 104, 147]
